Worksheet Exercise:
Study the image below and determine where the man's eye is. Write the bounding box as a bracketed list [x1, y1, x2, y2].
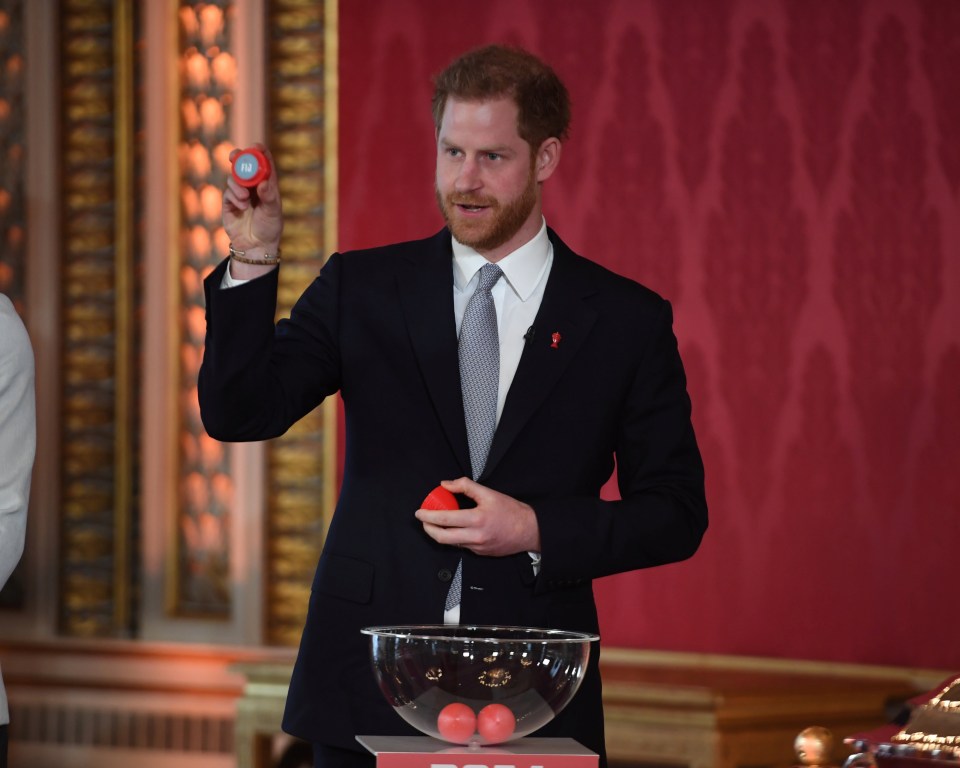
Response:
[485, 153, 501, 161]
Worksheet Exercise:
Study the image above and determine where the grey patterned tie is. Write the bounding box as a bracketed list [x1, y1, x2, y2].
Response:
[445, 262, 503, 614]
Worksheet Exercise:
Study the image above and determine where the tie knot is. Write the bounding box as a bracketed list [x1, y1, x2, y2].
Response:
[476, 263, 503, 293]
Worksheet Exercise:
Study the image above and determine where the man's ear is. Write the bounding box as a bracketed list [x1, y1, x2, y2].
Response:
[535, 138, 562, 182]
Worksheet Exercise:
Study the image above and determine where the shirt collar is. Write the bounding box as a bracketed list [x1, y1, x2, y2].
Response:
[451, 218, 550, 301]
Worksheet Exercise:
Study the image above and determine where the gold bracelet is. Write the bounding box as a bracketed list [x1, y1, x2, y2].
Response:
[229, 243, 281, 265]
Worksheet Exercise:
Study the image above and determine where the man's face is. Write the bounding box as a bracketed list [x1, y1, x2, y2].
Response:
[435, 96, 541, 261]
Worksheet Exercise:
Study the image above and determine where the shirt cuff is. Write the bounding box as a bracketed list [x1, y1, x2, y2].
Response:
[220, 261, 251, 289]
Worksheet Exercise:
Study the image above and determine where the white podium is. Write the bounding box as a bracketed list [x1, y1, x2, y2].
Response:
[356, 735, 598, 768]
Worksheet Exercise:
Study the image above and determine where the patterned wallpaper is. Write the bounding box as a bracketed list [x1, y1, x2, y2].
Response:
[338, 0, 960, 669]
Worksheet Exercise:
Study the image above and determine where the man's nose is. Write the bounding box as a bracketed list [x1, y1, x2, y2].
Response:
[454, 157, 481, 191]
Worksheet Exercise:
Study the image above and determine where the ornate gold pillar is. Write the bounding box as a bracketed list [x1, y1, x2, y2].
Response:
[58, 0, 139, 637]
[50, 0, 337, 645]
[263, 0, 338, 646]
[171, 0, 237, 618]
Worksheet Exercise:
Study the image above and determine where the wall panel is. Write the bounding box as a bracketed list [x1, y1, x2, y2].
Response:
[337, 0, 960, 670]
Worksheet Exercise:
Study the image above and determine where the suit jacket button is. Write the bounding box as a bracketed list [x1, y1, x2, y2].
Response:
[438, 568, 453, 583]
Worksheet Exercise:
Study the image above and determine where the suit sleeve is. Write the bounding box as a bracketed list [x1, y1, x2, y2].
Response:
[533, 299, 707, 590]
[198, 255, 343, 442]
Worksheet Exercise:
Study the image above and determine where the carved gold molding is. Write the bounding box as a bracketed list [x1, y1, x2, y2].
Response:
[263, 0, 338, 646]
[170, 0, 237, 618]
[58, 0, 138, 636]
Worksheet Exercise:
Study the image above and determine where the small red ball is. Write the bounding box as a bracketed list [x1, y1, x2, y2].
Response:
[421, 486, 459, 511]
[477, 703, 516, 743]
[436, 702, 476, 743]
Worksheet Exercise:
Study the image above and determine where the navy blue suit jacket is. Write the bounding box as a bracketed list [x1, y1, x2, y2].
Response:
[199, 228, 707, 760]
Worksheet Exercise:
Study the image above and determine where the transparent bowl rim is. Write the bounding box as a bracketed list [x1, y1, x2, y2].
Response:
[360, 624, 600, 644]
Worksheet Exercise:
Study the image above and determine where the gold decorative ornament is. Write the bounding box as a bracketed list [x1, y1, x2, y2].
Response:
[794, 726, 836, 768]
[891, 676, 960, 757]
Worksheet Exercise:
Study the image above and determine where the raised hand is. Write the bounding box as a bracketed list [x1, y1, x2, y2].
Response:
[223, 144, 283, 276]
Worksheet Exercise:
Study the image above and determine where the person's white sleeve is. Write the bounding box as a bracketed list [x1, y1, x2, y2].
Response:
[0, 295, 36, 588]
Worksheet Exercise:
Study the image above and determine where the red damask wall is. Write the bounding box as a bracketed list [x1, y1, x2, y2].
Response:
[338, 0, 960, 670]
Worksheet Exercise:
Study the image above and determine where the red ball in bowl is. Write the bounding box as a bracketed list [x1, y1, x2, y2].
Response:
[437, 702, 476, 743]
[477, 703, 516, 743]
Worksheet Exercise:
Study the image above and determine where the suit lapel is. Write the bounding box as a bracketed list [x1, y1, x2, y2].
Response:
[395, 229, 600, 482]
[396, 231, 473, 477]
[482, 233, 599, 479]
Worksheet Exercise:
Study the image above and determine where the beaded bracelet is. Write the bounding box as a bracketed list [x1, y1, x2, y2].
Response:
[229, 243, 281, 265]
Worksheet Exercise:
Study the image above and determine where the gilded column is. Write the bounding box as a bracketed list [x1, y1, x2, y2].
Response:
[58, 0, 139, 636]
[263, 0, 337, 646]
[172, 0, 237, 617]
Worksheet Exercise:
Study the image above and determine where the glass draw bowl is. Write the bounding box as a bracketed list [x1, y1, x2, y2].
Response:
[361, 625, 598, 746]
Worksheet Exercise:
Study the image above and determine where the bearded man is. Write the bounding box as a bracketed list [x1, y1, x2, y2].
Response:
[200, 44, 707, 768]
